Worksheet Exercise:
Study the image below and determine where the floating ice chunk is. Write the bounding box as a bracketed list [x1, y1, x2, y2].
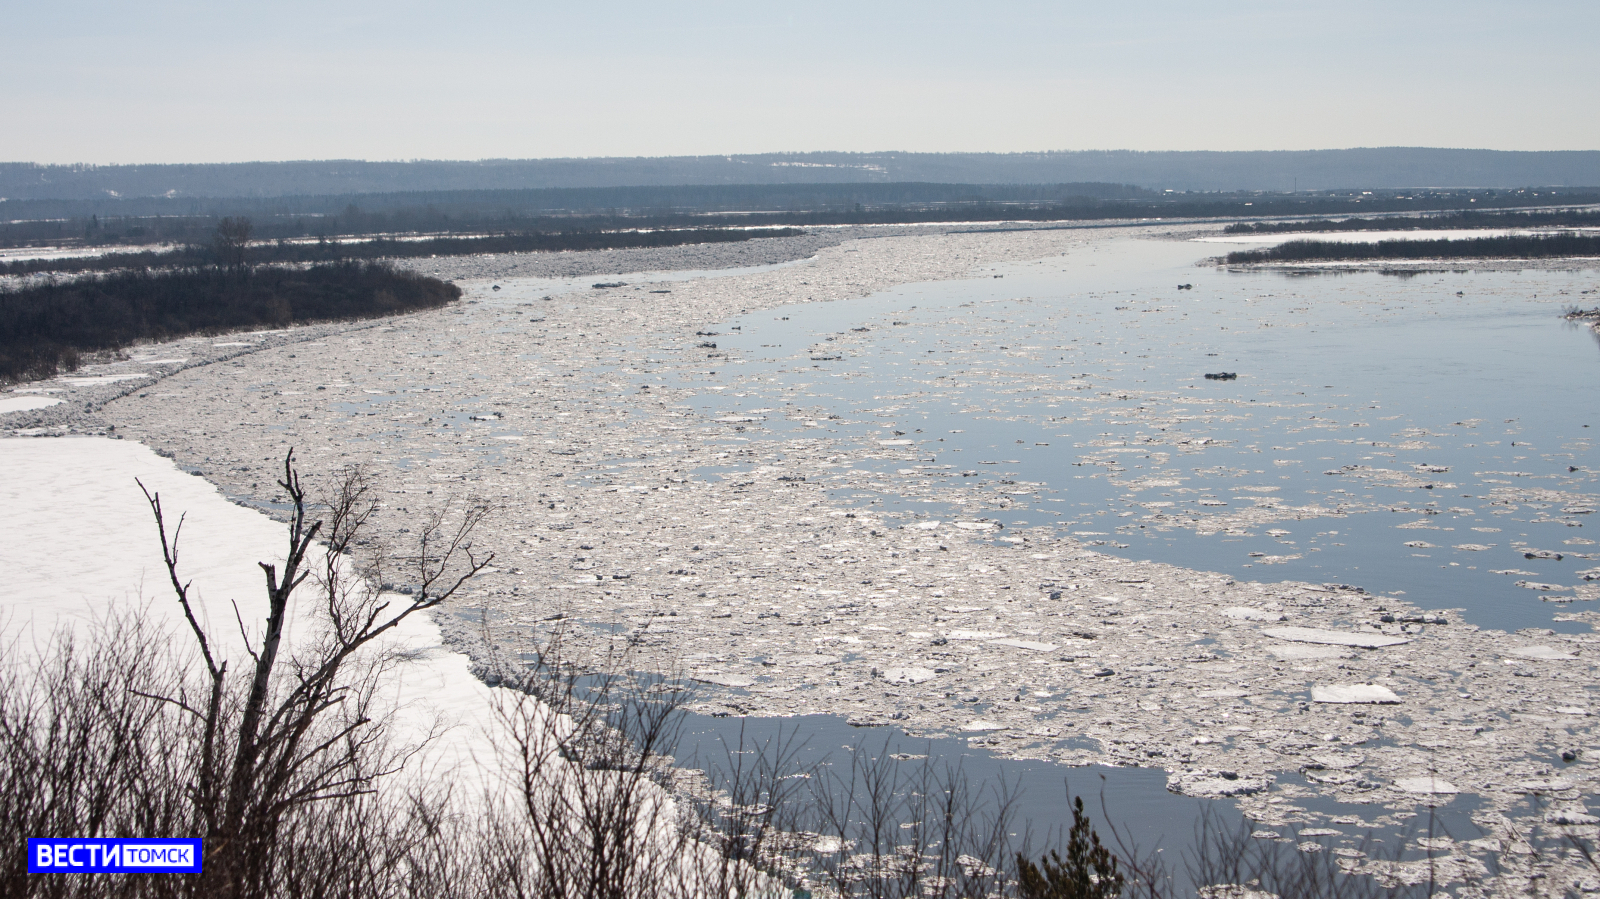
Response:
[1505, 646, 1578, 661]
[715, 415, 763, 423]
[913, 521, 942, 529]
[1517, 779, 1574, 792]
[946, 630, 1006, 640]
[786, 655, 840, 667]
[1308, 753, 1364, 769]
[813, 836, 851, 853]
[1264, 627, 1409, 648]
[1393, 775, 1457, 794]
[1269, 644, 1350, 660]
[1312, 684, 1400, 704]
[1221, 607, 1286, 622]
[692, 673, 753, 688]
[987, 638, 1056, 652]
[877, 439, 914, 446]
[1169, 772, 1271, 797]
[883, 667, 938, 684]
[1515, 581, 1568, 592]
[954, 521, 998, 530]
[57, 374, 146, 385]
[0, 396, 63, 414]
[1546, 810, 1600, 825]
[959, 719, 1005, 732]
[1198, 688, 1249, 698]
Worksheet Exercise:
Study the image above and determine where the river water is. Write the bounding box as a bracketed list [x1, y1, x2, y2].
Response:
[685, 236, 1600, 635]
[666, 233, 1594, 874]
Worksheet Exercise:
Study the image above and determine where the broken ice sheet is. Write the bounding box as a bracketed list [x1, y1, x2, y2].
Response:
[1263, 626, 1410, 648]
[74, 224, 1600, 887]
[1393, 775, 1458, 795]
[1504, 645, 1579, 661]
[1306, 753, 1364, 769]
[986, 638, 1056, 651]
[1269, 644, 1352, 661]
[881, 667, 938, 684]
[1311, 684, 1401, 704]
[1220, 606, 1286, 622]
[692, 673, 754, 688]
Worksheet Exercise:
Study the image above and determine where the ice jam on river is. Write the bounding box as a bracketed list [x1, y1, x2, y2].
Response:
[5, 221, 1599, 891]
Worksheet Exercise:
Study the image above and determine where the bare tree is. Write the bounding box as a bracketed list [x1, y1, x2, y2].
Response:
[214, 217, 253, 271]
[138, 449, 491, 899]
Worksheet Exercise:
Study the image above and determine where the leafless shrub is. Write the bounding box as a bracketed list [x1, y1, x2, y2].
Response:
[0, 450, 491, 899]
[1183, 805, 1471, 899]
[473, 617, 708, 899]
[678, 719, 814, 897]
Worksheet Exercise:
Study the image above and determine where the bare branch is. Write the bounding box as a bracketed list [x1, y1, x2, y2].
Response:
[138, 478, 220, 679]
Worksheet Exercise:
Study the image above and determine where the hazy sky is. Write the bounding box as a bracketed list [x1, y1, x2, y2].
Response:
[5, 1, 1595, 164]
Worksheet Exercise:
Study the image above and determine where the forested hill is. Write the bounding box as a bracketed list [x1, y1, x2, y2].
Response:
[7, 148, 1600, 200]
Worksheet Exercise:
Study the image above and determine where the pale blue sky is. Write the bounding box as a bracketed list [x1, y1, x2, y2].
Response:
[4, 1, 1594, 163]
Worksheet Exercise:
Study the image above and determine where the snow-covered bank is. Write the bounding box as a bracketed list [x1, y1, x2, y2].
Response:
[0, 435, 498, 780]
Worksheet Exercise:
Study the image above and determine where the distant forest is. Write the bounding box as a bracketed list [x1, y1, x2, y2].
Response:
[1223, 208, 1600, 234]
[2, 180, 1154, 222]
[1224, 233, 1600, 264]
[5, 185, 1597, 255]
[6, 147, 1600, 197]
[0, 262, 458, 382]
[0, 227, 804, 277]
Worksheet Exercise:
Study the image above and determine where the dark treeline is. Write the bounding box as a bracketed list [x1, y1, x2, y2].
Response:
[1223, 207, 1600, 234]
[7, 148, 1600, 197]
[1, 180, 1154, 226]
[0, 227, 805, 277]
[1224, 232, 1600, 264]
[6, 185, 1599, 251]
[0, 262, 458, 382]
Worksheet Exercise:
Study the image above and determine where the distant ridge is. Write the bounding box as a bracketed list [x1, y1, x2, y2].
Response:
[4, 149, 1599, 200]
